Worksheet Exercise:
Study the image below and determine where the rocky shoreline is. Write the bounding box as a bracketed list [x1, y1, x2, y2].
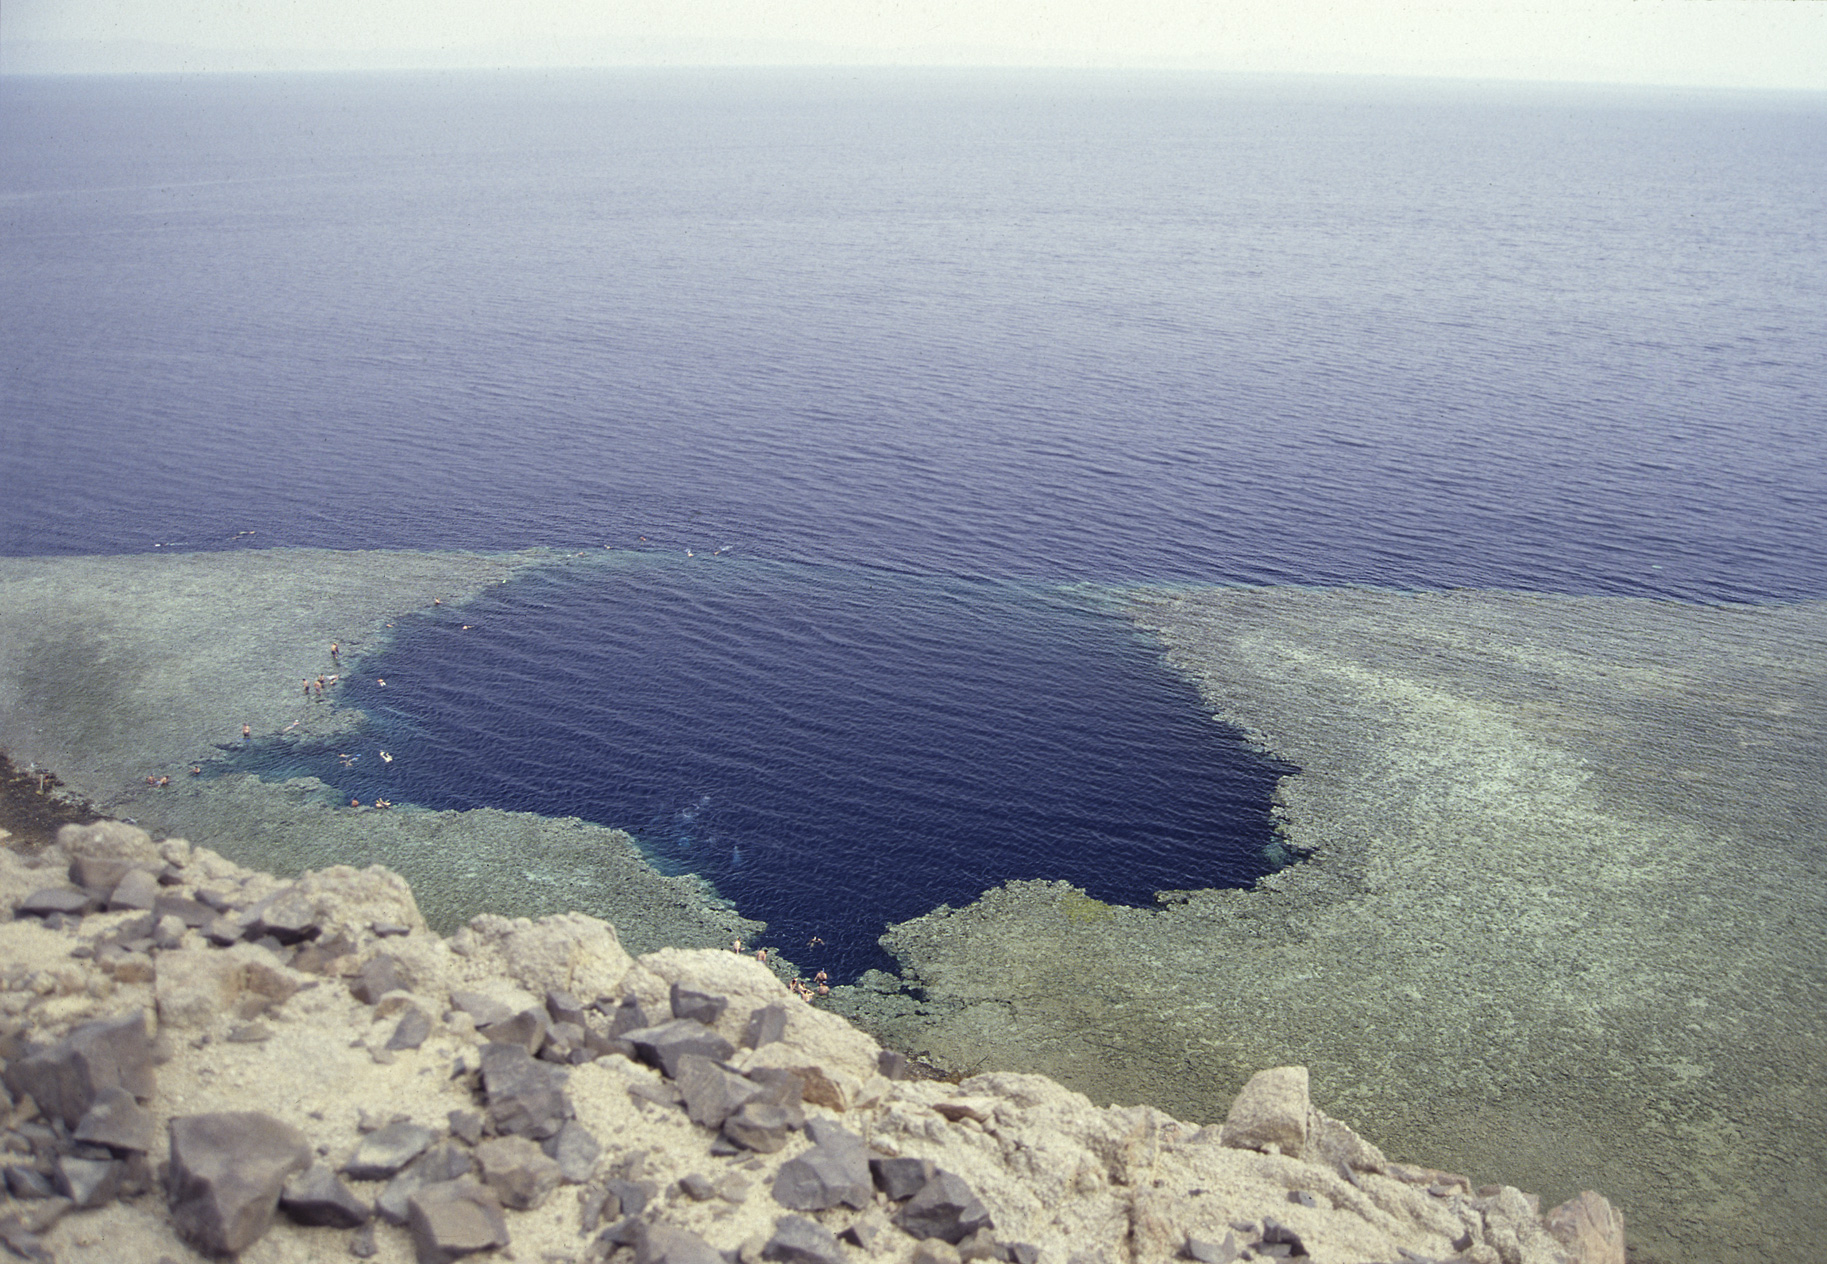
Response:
[0, 817, 1623, 1264]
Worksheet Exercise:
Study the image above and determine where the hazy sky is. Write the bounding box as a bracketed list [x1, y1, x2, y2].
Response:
[4, 0, 1825, 89]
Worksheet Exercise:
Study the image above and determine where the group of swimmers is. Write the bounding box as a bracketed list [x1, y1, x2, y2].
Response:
[731, 939, 831, 1000]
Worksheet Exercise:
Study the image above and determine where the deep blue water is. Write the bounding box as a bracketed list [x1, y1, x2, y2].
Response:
[4, 69, 1826, 974]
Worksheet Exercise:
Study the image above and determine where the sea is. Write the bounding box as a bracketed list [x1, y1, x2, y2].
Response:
[3, 68, 1824, 979]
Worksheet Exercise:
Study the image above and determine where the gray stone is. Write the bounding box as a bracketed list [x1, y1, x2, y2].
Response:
[895, 1170, 993, 1244]
[634, 1222, 723, 1264]
[449, 991, 515, 1029]
[911, 1241, 962, 1264]
[723, 1101, 803, 1153]
[73, 1085, 155, 1153]
[1258, 1219, 1307, 1256]
[546, 990, 587, 1028]
[603, 1178, 653, 1219]
[3, 1010, 156, 1127]
[407, 1177, 509, 1263]
[679, 1171, 719, 1201]
[621, 1019, 735, 1078]
[281, 1162, 372, 1228]
[539, 1021, 589, 1064]
[387, 1007, 434, 1051]
[676, 1054, 766, 1130]
[106, 868, 160, 913]
[348, 1221, 379, 1257]
[343, 1120, 437, 1181]
[770, 1123, 872, 1211]
[16, 889, 92, 919]
[349, 955, 406, 1005]
[872, 1156, 935, 1201]
[167, 1111, 313, 1256]
[248, 888, 322, 944]
[762, 1214, 847, 1264]
[669, 984, 728, 1026]
[53, 1156, 121, 1209]
[958, 1229, 1009, 1262]
[742, 1004, 789, 1050]
[447, 1110, 484, 1146]
[605, 996, 656, 1039]
[0, 1217, 51, 1264]
[480, 1009, 550, 1057]
[474, 1135, 562, 1210]
[377, 1143, 475, 1226]
[876, 1050, 911, 1080]
[479, 1041, 573, 1140]
[541, 1118, 602, 1184]
[69, 854, 136, 894]
[5, 1167, 56, 1200]
[153, 893, 217, 927]
[840, 1216, 887, 1249]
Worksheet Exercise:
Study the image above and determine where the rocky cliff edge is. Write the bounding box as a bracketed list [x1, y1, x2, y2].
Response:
[0, 821, 1623, 1264]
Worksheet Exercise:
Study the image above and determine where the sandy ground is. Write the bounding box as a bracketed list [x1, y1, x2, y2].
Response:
[830, 586, 1827, 1264]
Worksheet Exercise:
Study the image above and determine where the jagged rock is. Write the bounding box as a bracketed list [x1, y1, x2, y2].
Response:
[957, 1229, 1008, 1261]
[1220, 1066, 1309, 1155]
[1185, 1230, 1243, 1264]
[154, 894, 216, 928]
[634, 1220, 724, 1264]
[69, 854, 136, 894]
[167, 1111, 313, 1256]
[723, 1101, 804, 1153]
[679, 1171, 719, 1201]
[5, 1168, 56, 1200]
[895, 1170, 993, 1244]
[447, 1110, 484, 1146]
[871, 1156, 935, 1201]
[743, 1003, 789, 1049]
[539, 1021, 589, 1064]
[606, 995, 656, 1039]
[479, 1008, 549, 1056]
[542, 1119, 602, 1184]
[281, 1162, 371, 1228]
[53, 1155, 121, 1209]
[106, 868, 160, 912]
[1304, 1109, 1386, 1173]
[840, 1215, 886, 1249]
[770, 1120, 872, 1211]
[676, 1053, 767, 1129]
[474, 1135, 562, 1210]
[449, 991, 516, 1029]
[155, 942, 309, 1029]
[479, 1042, 573, 1140]
[450, 911, 634, 1005]
[16, 888, 93, 919]
[763, 1213, 847, 1264]
[876, 1050, 911, 1080]
[343, 1120, 437, 1181]
[741, 1048, 850, 1112]
[3, 1010, 156, 1127]
[622, 1019, 736, 1078]
[350, 954, 406, 1005]
[602, 1177, 654, 1221]
[0, 1215, 52, 1263]
[386, 1005, 434, 1051]
[73, 1085, 154, 1153]
[546, 989, 587, 1028]
[406, 1177, 510, 1263]
[348, 1221, 379, 1257]
[670, 984, 728, 1025]
[246, 887, 324, 943]
[377, 1144, 475, 1225]
[1546, 1191, 1626, 1264]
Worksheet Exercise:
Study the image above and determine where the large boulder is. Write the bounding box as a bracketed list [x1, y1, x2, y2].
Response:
[1218, 1065, 1309, 1155]
[3, 1009, 156, 1127]
[449, 911, 633, 1002]
[167, 1112, 313, 1256]
[407, 1177, 510, 1264]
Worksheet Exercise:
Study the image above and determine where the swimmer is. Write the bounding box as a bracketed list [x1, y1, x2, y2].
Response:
[351, 798, 361, 808]
[242, 724, 251, 741]
[379, 751, 393, 763]
[157, 775, 170, 788]
[330, 641, 339, 660]
[190, 766, 202, 776]
[377, 679, 385, 687]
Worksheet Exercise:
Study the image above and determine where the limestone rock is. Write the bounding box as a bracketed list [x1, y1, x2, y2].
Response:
[451, 911, 632, 1002]
[1219, 1065, 1310, 1155]
[167, 1111, 313, 1256]
[154, 942, 310, 1029]
[58, 820, 163, 870]
[1546, 1191, 1626, 1264]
